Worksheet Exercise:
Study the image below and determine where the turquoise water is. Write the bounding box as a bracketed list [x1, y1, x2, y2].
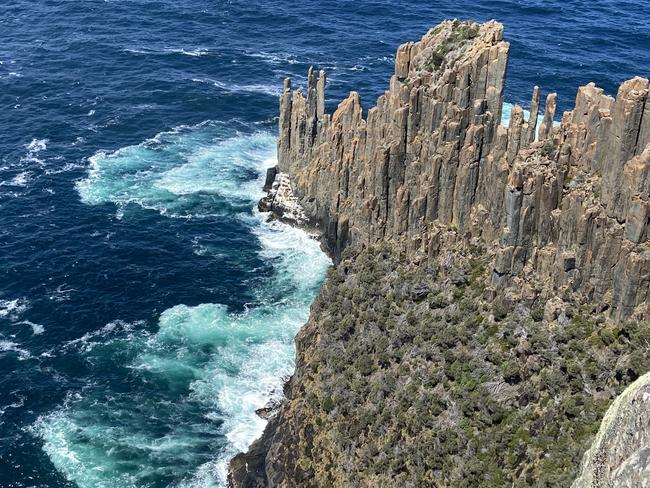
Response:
[34, 125, 331, 487]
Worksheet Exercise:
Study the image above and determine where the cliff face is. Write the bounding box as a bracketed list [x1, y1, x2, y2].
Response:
[229, 20, 650, 488]
[277, 19, 649, 322]
[231, 243, 649, 487]
[572, 371, 650, 488]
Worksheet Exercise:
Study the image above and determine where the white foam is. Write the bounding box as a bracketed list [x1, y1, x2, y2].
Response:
[191, 77, 282, 97]
[17, 138, 49, 167]
[19, 320, 45, 335]
[41, 125, 330, 487]
[501, 102, 561, 139]
[0, 171, 33, 187]
[175, 48, 210, 57]
[48, 284, 77, 303]
[26, 138, 48, 154]
[77, 123, 276, 218]
[0, 339, 31, 359]
[0, 298, 29, 319]
[124, 47, 210, 57]
[178, 204, 329, 487]
[44, 162, 85, 176]
[0, 394, 26, 417]
[123, 48, 152, 55]
[61, 320, 140, 353]
[247, 50, 300, 65]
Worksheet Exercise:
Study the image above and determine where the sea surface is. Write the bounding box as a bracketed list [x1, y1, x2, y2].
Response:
[0, 1, 647, 486]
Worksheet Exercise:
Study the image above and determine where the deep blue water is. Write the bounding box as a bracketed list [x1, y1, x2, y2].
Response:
[0, 1, 647, 486]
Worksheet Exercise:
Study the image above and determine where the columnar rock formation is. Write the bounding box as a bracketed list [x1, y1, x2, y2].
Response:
[230, 19, 650, 488]
[276, 20, 649, 321]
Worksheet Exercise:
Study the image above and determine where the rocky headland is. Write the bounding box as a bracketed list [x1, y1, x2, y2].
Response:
[230, 19, 649, 487]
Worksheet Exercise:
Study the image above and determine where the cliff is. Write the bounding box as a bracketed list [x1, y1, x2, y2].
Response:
[277, 19, 648, 321]
[573, 371, 650, 487]
[230, 19, 650, 487]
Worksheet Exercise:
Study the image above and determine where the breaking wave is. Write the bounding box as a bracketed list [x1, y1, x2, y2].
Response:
[191, 78, 283, 97]
[35, 123, 330, 487]
[0, 298, 30, 320]
[124, 47, 211, 57]
[76, 123, 277, 218]
[501, 102, 560, 139]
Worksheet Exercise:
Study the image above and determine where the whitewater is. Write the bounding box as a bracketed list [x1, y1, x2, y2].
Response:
[32, 126, 331, 487]
[18, 91, 547, 487]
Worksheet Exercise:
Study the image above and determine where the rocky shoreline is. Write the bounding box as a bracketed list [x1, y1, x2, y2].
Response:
[258, 168, 308, 226]
[230, 19, 649, 487]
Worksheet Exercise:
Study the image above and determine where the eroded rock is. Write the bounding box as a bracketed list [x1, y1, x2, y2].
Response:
[274, 19, 648, 322]
[572, 372, 650, 488]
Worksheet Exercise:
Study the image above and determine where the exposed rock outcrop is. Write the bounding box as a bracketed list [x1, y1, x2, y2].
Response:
[235, 19, 650, 488]
[274, 19, 649, 322]
[258, 172, 308, 225]
[572, 372, 650, 488]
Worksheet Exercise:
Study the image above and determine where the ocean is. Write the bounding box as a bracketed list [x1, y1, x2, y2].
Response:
[0, 1, 647, 486]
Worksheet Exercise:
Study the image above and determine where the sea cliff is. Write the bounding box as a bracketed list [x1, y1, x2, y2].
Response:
[230, 19, 649, 487]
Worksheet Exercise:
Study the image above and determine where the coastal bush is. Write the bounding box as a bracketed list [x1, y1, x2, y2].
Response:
[422, 21, 480, 73]
[280, 243, 649, 487]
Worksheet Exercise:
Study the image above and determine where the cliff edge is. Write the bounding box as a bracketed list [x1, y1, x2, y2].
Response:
[230, 19, 649, 487]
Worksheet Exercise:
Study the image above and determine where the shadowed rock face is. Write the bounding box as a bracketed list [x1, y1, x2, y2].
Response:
[572, 372, 650, 488]
[277, 19, 649, 322]
[230, 19, 650, 488]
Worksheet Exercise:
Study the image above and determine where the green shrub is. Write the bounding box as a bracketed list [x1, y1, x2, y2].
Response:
[278, 243, 648, 488]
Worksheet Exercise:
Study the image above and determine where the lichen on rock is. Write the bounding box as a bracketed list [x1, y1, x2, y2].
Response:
[572, 371, 650, 488]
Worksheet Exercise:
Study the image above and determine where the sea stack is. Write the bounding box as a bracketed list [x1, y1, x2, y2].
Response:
[236, 19, 650, 487]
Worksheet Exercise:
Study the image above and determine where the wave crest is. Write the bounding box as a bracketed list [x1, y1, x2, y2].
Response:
[76, 123, 276, 219]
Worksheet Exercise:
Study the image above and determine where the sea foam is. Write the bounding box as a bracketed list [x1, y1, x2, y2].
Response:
[501, 102, 560, 139]
[0, 298, 29, 320]
[76, 123, 276, 218]
[37, 123, 330, 487]
[191, 77, 283, 97]
[0, 338, 31, 360]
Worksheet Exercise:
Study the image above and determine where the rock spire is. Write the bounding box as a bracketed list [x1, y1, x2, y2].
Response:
[275, 19, 649, 321]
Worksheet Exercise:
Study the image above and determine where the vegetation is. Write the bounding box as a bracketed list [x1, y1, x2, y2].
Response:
[540, 142, 556, 158]
[422, 21, 480, 72]
[283, 242, 650, 487]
